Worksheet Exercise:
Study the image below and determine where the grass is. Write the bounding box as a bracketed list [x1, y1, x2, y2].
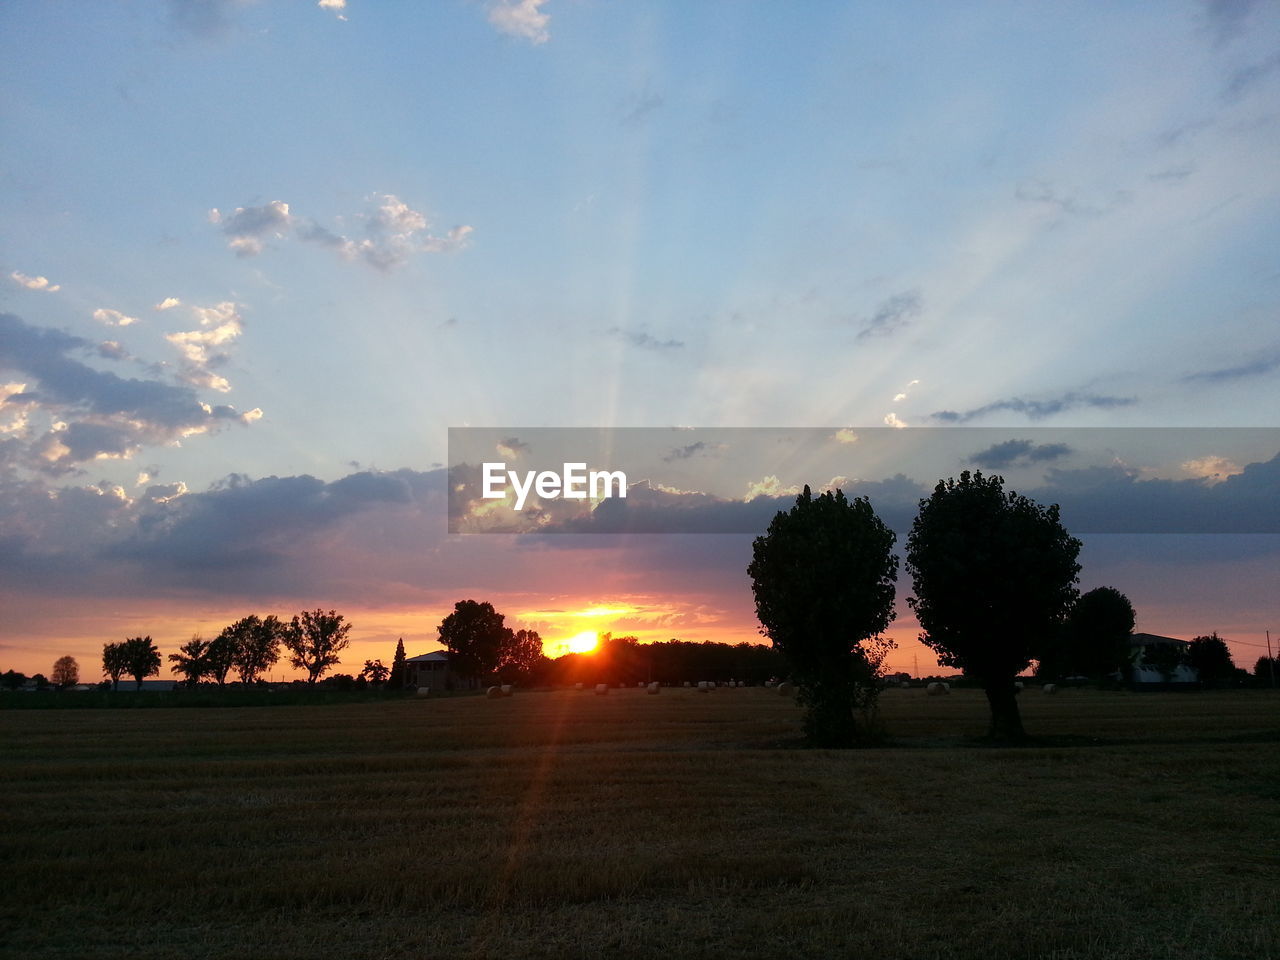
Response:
[2, 687, 1278, 959]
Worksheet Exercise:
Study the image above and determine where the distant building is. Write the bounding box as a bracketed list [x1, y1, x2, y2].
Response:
[1128, 633, 1199, 686]
[404, 651, 480, 692]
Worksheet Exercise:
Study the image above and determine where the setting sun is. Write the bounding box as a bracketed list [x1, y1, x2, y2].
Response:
[565, 630, 600, 654]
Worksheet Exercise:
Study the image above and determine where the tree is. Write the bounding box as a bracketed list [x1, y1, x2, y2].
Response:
[1254, 656, 1278, 686]
[284, 609, 352, 684]
[228, 615, 284, 684]
[906, 471, 1081, 741]
[102, 642, 128, 691]
[168, 635, 210, 687]
[498, 629, 544, 683]
[438, 601, 512, 681]
[388, 637, 408, 690]
[51, 655, 79, 689]
[748, 486, 899, 746]
[1188, 632, 1236, 687]
[1142, 642, 1187, 683]
[204, 631, 237, 687]
[360, 659, 390, 685]
[120, 636, 162, 690]
[0, 669, 27, 690]
[1059, 586, 1135, 682]
[32, 673, 50, 691]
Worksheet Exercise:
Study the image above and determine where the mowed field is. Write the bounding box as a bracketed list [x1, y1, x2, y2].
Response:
[3, 688, 1278, 960]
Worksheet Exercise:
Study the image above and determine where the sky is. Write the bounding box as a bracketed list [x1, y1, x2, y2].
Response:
[1, 0, 1278, 679]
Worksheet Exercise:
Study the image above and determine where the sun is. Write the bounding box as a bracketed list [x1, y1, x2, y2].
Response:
[566, 630, 599, 654]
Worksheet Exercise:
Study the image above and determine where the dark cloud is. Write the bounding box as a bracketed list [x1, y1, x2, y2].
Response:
[1223, 52, 1280, 101]
[0, 312, 258, 471]
[931, 392, 1137, 423]
[1202, 0, 1262, 45]
[210, 201, 292, 257]
[1182, 353, 1280, 383]
[1014, 180, 1132, 218]
[969, 440, 1073, 470]
[609, 328, 684, 351]
[855, 290, 922, 341]
[662, 441, 723, 463]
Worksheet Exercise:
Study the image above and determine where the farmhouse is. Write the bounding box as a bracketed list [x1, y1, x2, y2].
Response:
[404, 651, 479, 692]
[1128, 633, 1199, 687]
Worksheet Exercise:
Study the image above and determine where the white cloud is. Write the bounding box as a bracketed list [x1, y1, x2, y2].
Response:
[1181, 455, 1243, 485]
[165, 302, 245, 393]
[487, 0, 550, 45]
[743, 475, 801, 501]
[154, 297, 181, 311]
[883, 412, 908, 429]
[834, 428, 859, 444]
[296, 194, 474, 271]
[318, 0, 347, 15]
[10, 271, 60, 293]
[92, 308, 139, 327]
[893, 379, 920, 403]
[209, 201, 292, 257]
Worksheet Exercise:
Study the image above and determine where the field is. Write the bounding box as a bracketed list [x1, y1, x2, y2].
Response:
[3, 687, 1279, 960]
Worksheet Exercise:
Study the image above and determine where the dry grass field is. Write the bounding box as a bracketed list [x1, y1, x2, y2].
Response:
[3, 687, 1278, 960]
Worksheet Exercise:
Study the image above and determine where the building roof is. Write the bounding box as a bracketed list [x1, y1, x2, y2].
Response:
[406, 651, 449, 663]
[1129, 632, 1188, 647]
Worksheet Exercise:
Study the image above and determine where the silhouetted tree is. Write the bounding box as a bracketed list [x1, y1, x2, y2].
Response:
[102, 642, 128, 691]
[204, 631, 237, 687]
[228, 615, 285, 684]
[1056, 586, 1135, 682]
[51, 655, 79, 689]
[120, 636, 162, 690]
[284, 610, 352, 684]
[360, 659, 390, 685]
[498, 629, 544, 683]
[1, 669, 27, 690]
[168, 635, 210, 687]
[1188, 632, 1236, 687]
[389, 637, 408, 690]
[438, 600, 511, 681]
[906, 471, 1081, 741]
[1142, 642, 1187, 683]
[1254, 656, 1278, 683]
[748, 486, 898, 746]
[32, 673, 50, 691]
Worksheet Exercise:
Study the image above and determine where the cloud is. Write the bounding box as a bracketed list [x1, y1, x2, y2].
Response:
[167, 0, 247, 38]
[663, 441, 724, 463]
[968, 439, 1073, 470]
[496, 436, 530, 459]
[834, 429, 859, 444]
[1181, 455, 1243, 484]
[209, 201, 292, 257]
[931, 392, 1137, 423]
[893, 379, 920, 403]
[1182, 353, 1280, 383]
[1014, 180, 1132, 218]
[609, 328, 684, 351]
[1201, 0, 1262, 46]
[318, 0, 347, 17]
[620, 88, 664, 126]
[487, 0, 550, 45]
[0, 312, 259, 472]
[744, 476, 800, 501]
[856, 290, 922, 341]
[1223, 51, 1280, 101]
[10, 272, 60, 293]
[165, 302, 245, 393]
[883, 413, 907, 429]
[92, 308, 139, 328]
[294, 195, 474, 271]
[154, 298, 182, 311]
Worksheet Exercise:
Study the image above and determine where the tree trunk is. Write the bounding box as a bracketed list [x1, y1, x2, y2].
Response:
[984, 682, 1025, 742]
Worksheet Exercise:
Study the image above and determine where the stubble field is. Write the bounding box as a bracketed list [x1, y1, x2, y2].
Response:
[2, 687, 1278, 960]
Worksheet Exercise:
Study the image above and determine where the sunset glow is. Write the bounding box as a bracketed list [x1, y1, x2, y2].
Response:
[565, 631, 600, 655]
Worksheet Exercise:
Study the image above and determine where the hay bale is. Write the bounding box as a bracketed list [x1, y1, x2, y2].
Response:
[900, 681, 910, 689]
[594, 683, 608, 695]
[1043, 683, 1057, 694]
[776, 682, 791, 695]
[415, 686, 431, 697]
[926, 682, 949, 696]
[682, 681, 691, 687]
[573, 682, 584, 691]
[485, 686, 503, 699]
[500, 684, 513, 697]
[697, 681, 711, 693]
[647, 682, 660, 695]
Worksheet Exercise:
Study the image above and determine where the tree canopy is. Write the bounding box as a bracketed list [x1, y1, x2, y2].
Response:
[120, 636, 162, 690]
[228, 614, 285, 684]
[438, 600, 512, 681]
[284, 610, 352, 684]
[1188, 632, 1236, 686]
[906, 471, 1081, 740]
[168, 635, 211, 687]
[51, 655, 79, 689]
[748, 485, 898, 746]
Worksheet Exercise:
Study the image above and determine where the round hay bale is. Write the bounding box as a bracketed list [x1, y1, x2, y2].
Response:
[1043, 683, 1057, 694]
[926, 682, 950, 696]
[416, 686, 431, 697]
[573, 682, 584, 691]
[899, 681, 910, 689]
[485, 686, 503, 699]
[500, 684, 513, 697]
[647, 682, 660, 695]
[594, 683, 608, 695]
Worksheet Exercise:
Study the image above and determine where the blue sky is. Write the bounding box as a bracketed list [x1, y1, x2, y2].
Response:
[1, 0, 1278, 675]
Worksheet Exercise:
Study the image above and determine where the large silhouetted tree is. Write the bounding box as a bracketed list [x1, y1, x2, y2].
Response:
[1040, 586, 1135, 682]
[228, 615, 284, 684]
[102, 642, 128, 691]
[499, 629, 544, 683]
[168, 635, 210, 687]
[1188, 632, 1236, 687]
[51, 655, 79, 690]
[120, 636, 162, 691]
[389, 637, 408, 690]
[748, 486, 898, 746]
[284, 610, 352, 684]
[906, 471, 1081, 741]
[438, 601, 510, 681]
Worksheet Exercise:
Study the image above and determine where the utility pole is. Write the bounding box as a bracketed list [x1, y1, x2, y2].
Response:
[1268, 630, 1275, 689]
